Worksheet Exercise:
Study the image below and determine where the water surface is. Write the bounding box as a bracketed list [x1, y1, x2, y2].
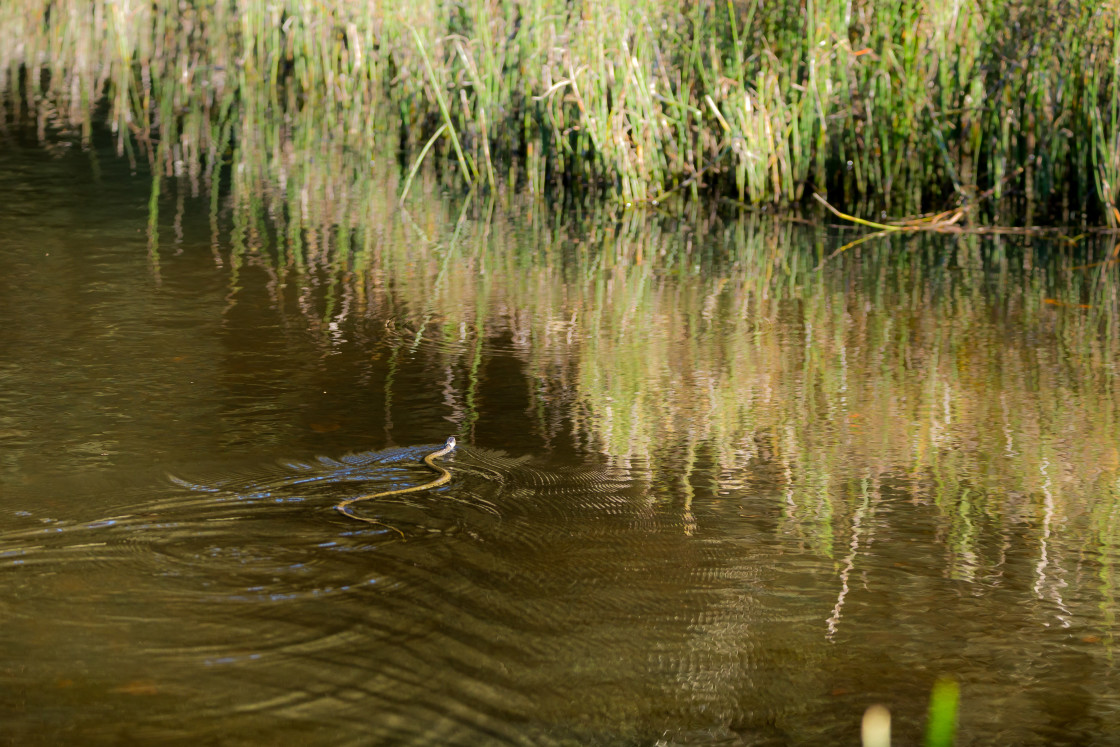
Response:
[1, 133, 1119, 745]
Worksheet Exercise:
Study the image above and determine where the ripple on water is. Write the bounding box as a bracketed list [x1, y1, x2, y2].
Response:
[2, 441, 747, 744]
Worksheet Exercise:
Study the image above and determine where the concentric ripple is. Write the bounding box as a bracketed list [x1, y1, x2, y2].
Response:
[4, 442, 756, 745]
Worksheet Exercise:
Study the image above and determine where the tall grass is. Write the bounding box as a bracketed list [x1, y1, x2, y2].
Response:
[2, 0, 1119, 220]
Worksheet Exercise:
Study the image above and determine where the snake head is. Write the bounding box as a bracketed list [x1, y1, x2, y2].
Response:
[445, 436, 457, 450]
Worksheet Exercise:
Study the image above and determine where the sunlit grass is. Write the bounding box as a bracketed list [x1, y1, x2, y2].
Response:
[2, 0, 1119, 219]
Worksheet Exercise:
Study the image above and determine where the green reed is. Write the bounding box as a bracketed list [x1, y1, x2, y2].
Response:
[3, 0, 1119, 220]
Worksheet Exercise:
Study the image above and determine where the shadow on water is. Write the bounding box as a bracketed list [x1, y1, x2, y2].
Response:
[1, 122, 1119, 744]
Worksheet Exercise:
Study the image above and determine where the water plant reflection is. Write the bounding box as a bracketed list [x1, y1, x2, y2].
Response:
[196, 169, 1120, 619]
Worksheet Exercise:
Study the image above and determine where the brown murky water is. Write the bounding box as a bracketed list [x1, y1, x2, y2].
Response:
[1, 133, 1119, 746]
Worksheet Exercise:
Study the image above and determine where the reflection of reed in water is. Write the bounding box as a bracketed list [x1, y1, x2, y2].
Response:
[181, 185, 1120, 579]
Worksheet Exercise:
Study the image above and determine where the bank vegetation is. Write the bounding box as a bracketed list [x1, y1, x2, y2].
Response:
[2, 0, 1119, 222]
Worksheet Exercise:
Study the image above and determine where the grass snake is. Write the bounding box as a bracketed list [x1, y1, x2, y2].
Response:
[335, 436, 457, 536]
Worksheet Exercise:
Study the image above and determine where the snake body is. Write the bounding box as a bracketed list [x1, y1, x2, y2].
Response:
[335, 437, 457, 531]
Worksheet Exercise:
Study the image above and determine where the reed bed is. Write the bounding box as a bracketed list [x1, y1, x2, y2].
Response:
[2, 0, 1119, 220]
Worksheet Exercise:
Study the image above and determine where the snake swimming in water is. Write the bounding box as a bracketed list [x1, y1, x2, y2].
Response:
[335, 436, 457, 534]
